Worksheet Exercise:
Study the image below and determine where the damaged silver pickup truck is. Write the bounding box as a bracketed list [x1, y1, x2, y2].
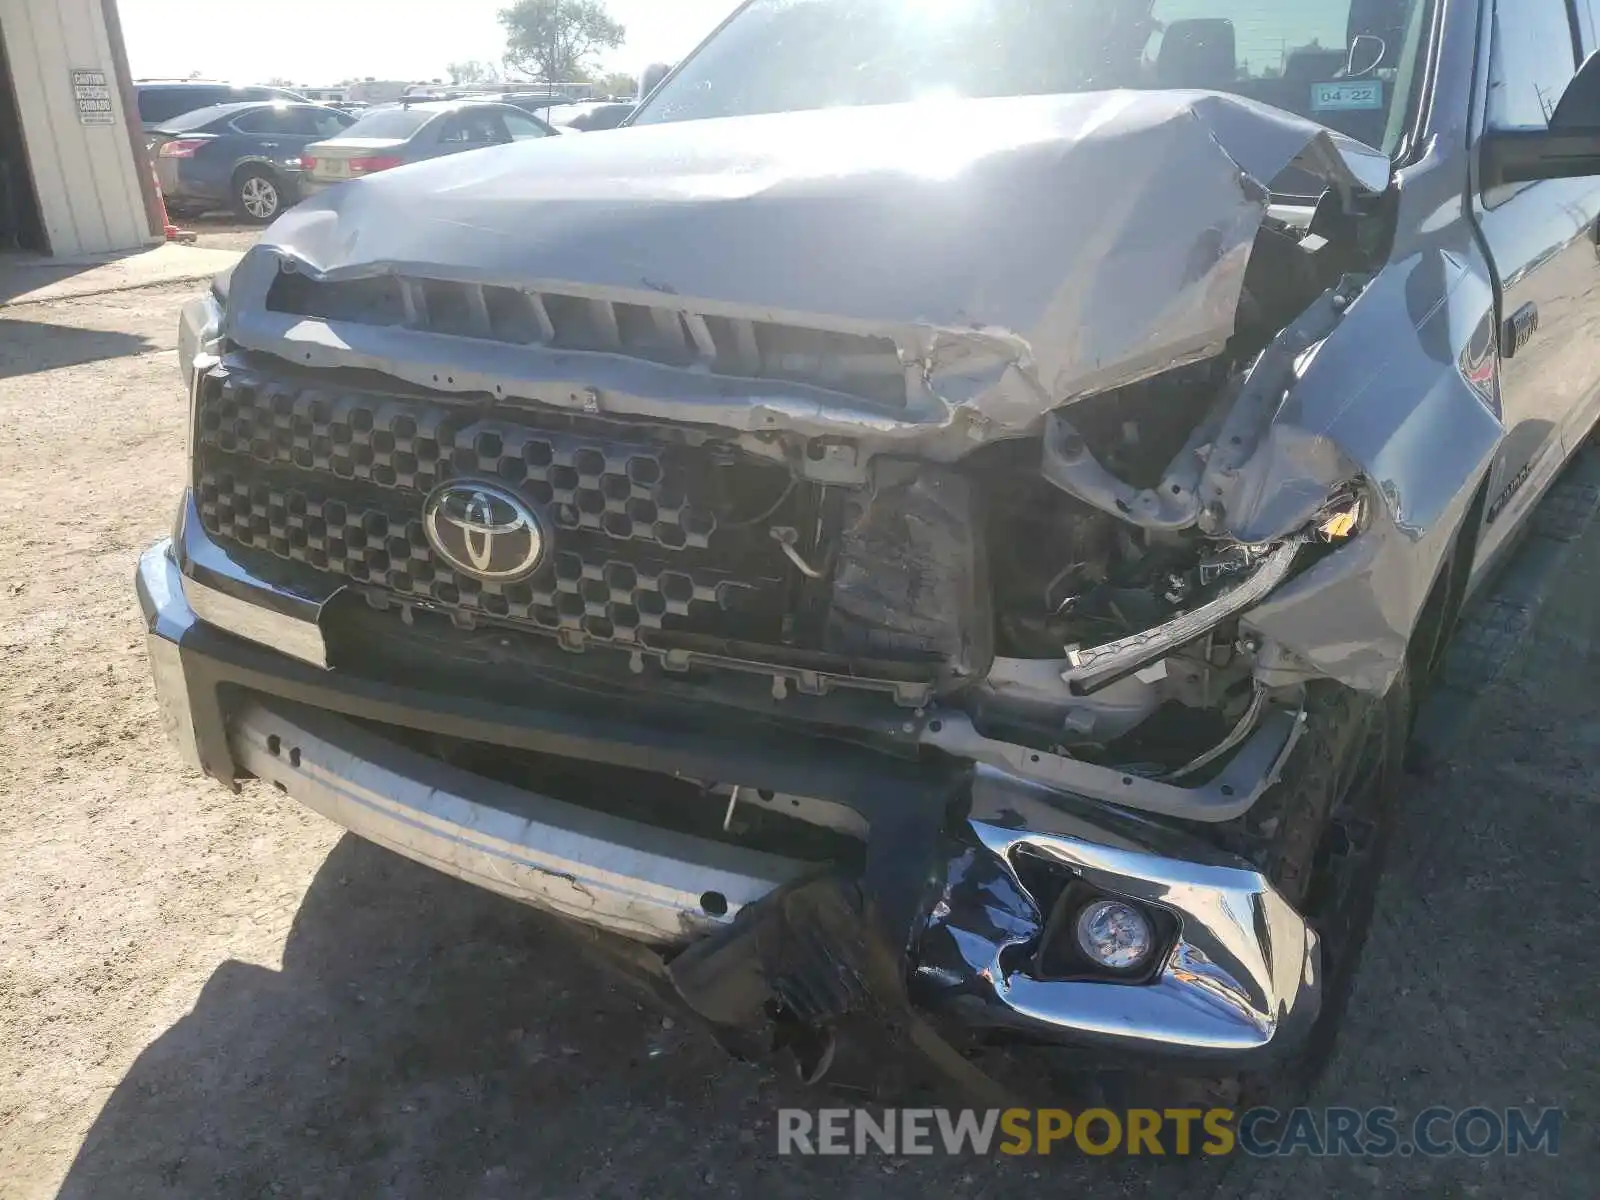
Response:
[139, 0, 1600, 1099]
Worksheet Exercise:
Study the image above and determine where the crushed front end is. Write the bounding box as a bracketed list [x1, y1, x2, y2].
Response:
[141, 92, 1414, 1083]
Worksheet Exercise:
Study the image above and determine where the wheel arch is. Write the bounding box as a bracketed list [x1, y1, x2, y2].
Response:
[230, 158, 282, 187]
[1408, 471, 1491, 691]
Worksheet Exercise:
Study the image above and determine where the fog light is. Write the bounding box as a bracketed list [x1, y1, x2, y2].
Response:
[1074, 899, 1154, 970]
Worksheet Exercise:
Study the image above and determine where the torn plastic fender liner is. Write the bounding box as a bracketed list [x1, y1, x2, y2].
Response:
[664, 741, 1014, 1099]
[666, 873, 1014, 1102]
[227, 90, 1389, 460]
[665, 746, 953, 1026]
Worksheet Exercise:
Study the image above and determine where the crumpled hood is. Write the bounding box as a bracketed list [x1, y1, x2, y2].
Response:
[237, 90, 1387, 442]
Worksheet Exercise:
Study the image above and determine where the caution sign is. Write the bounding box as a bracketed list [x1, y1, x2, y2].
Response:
[71, 69, 115, 125]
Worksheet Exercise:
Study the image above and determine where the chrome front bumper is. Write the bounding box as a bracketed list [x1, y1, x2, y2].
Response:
[139, 527, 1320, 1065]
[231, 692, 806, 942]
[138, 537, 802, 943]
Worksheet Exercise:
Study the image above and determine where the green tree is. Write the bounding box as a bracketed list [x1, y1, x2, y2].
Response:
[500, 0, 625, 83]
[447, 60, 501, 86]
[598, 71, 638, 98]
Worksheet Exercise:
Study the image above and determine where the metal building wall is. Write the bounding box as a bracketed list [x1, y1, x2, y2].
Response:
[0, 0, 156, 256]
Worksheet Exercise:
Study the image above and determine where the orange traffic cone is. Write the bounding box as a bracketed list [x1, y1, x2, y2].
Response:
[150, 162, 196, 244]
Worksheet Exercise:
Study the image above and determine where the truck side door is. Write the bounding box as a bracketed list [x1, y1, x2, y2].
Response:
[1470, 0, 1600, 565]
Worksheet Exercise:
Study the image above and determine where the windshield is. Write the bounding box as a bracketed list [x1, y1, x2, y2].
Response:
[336, 107, 433, 140]
[634, 0, 1430, 153]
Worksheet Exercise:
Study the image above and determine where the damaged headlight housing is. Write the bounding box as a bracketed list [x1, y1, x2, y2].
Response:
[1060, 482, 1372, 695]
[1312, 489, 1366, 543]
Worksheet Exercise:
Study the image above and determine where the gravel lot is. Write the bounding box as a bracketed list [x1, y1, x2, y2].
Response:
[177, 217, 265, 255]
[0, 280, 1594, 1198]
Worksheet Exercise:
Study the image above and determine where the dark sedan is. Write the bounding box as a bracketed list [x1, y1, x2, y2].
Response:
[299, 100, 557, 195]
[152, 102, 355, 223]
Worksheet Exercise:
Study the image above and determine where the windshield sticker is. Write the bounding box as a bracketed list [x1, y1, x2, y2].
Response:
[1312, 81, 1384, 112]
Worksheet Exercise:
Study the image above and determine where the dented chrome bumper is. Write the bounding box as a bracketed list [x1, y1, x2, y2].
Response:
[914, 769, 1318, 1062]
[138, 526, 1320, 1068]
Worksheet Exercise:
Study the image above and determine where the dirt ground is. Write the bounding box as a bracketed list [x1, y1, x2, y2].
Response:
[0, 281, 1595, 1199]
[178, 217, 264, 255]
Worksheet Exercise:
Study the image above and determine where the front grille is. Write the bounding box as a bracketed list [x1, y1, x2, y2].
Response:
[267, 271, 910, 409]
[195, 368, 794, 648]
[197, 467, 776, 643]
[197, 374, 720, 551]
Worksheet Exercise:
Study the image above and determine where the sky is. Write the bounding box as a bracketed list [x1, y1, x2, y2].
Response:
[118, 0, 743, 86]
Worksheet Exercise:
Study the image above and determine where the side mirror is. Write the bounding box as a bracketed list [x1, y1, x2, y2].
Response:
[1481, 50, 1600, 187]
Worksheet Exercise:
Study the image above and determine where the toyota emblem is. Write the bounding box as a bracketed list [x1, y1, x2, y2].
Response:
[422, 481, 546, 582]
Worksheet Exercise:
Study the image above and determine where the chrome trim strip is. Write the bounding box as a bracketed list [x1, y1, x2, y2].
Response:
[226, 695, 807, 944]
[173, 490, 338, 669]
[183, 577, 331, 668]
[177, 292, 222, 393]
[138, 537, 195, 644]
[137, 539, 203, 772]
[1064, 538, 1304, 693]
